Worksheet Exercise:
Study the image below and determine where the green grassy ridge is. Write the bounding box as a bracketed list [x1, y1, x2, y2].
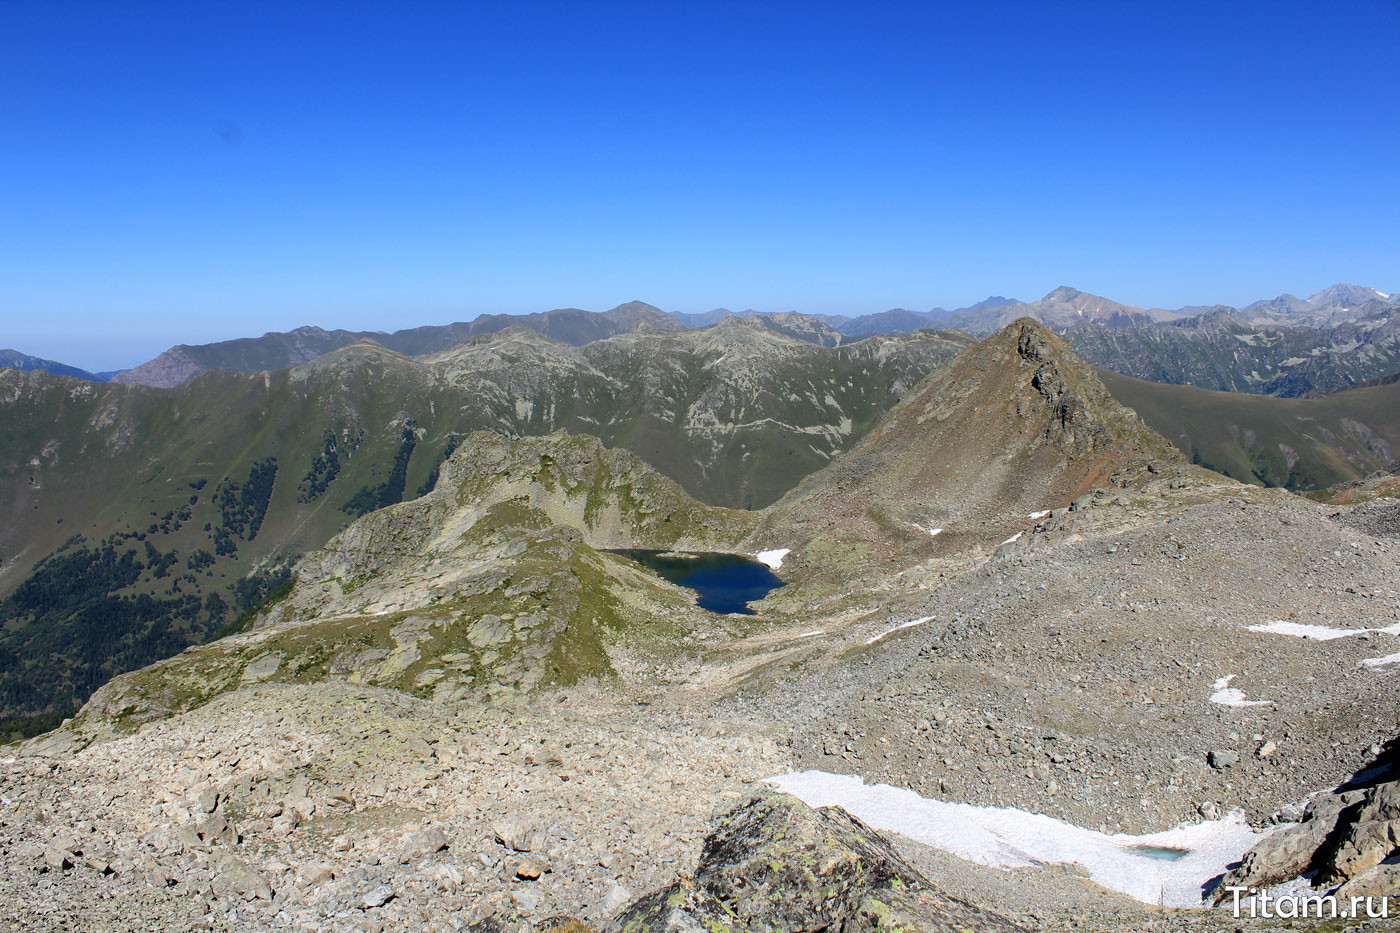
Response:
[1, 327, 965, 715]
[77, 475, 708, 727]
[1098, 368, 1400, 489]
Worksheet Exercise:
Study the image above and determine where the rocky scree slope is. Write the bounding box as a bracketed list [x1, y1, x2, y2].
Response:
[741, 484, 1400, 838]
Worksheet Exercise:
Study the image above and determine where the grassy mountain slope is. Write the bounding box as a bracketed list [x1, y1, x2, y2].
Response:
[77, 431, 756, 726]
[428, 320, 974, 510]
[1099, 368, 1400, 490]
[0, 325, 970, 718]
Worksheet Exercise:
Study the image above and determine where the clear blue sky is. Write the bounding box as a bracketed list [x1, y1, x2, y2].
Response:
[2, 1, 1398, 370]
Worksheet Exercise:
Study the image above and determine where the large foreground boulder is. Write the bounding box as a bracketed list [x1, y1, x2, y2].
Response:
[609, 791, 1025, 933]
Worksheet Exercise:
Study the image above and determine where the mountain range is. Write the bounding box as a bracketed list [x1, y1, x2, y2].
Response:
[14, 284, 1397, 401]
[5, 306, 1399, 730]
[58, 318, 1192, 731]
[0, 320, 972, 721]
[7, 314, 1400, 930]
[5, 285, 1400, 723]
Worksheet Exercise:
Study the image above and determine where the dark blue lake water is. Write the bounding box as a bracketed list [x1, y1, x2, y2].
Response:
[608, 550, 785, 614]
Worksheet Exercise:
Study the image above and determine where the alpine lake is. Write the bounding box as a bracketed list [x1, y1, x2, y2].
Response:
[607, 549, 785, 614]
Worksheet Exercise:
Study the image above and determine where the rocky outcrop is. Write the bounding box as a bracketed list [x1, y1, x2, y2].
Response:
[1216, 771, 1400, 901]
[609, 792, 1025, 933]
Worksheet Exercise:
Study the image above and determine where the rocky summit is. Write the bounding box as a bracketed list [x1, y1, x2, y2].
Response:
[754, 318, 1189, 586]
[4, 318, 1400, 933]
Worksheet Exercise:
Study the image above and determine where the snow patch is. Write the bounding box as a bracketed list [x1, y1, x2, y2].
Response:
[928, 527, 943, 537]
[1360, 652, 1400, 670]
[755, 548, 790, 571]
[766, 771, 1274, 907]
[1248, 620, 1400, 640]
[1028, 510, 1050, 520]
[1000, 531, 1023, 545]
[865, 616, 934, 645]
[1210, 675, 1272, 707]
[797, 630, 825, 638]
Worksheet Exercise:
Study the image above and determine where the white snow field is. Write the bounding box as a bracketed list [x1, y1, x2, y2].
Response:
[1248, 619, 1400, 640]
[767, 771, 1274, 908]
[754, 548, 790, 570]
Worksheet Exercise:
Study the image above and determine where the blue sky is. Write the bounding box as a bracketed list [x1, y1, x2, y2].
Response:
[2, 1, 1398, 370]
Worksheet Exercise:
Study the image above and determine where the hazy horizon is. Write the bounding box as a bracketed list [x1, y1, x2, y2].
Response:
[2, 1, 1397, 370]
[9, 278, 1399, 373]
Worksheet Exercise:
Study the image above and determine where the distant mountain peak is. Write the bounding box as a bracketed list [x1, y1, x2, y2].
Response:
[606, 300, 667, 315]
[1042, 286, 1083, 303]
[1306, 284, 1392, 307]
[0, 349, 107, 383]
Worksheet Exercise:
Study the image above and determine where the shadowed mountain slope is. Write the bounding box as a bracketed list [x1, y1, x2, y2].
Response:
[1099, 367, 1400, 490]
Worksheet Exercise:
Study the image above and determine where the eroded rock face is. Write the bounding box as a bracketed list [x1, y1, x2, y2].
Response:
[1216, 769, 1400, 901]
[610, 791, 1025, 933]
